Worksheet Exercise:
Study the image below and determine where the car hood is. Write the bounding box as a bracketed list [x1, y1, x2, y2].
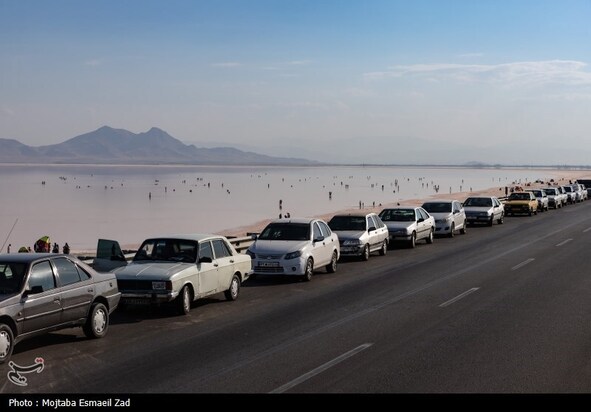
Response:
[333, 230, 366, 240]
[428, 212, 453, 220]
[114, 262, 193, 280]
[505, 200, 531, 205]
[251, 240, 309, 255]
[464, 206, 493, 213]
[383, 221, 415, 230]
[0, 293, 20, 306]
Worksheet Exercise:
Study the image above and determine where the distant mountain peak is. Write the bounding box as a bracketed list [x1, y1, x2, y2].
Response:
[0, 126, 317, 166]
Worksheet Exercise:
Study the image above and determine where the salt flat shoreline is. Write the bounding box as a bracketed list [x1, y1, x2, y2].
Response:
[102, 168, 589, 255]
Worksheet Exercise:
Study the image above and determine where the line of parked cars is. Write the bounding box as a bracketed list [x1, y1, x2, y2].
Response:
[0, 182, 587, 363]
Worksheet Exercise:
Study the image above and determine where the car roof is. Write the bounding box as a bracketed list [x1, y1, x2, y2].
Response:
[0, 253, 64, 263]
[331, 213, 376, 218]
[465, 196, 495, 199]
[422, 199, 457, 204]
[269, 218, 317, 224]
[381, 206, 418, 210]
[142, 234, 225, 242]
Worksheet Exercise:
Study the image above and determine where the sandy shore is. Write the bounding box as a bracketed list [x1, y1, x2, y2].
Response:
[219, 169, 590, 238]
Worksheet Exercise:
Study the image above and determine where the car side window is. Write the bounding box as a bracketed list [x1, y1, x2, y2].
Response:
[417, 209, 427, 220]
[375, 216, 385, 228]
[318, 221, 332, 237]
[53, 258, 83, 286]
[28, 261, 56, 292]
[313, 222, 323, 240]
[493, 198, 499, 207]
[212, 239, 232, 259]
[366, 216, 374, 229]
[199, 241, 214, 261]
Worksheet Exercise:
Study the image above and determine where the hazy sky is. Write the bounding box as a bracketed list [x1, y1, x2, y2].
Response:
[2, 1, 591, 163]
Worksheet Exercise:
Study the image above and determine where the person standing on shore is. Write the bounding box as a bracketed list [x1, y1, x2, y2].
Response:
[63, 243, 70, 254]
[7, 244, 10, 253]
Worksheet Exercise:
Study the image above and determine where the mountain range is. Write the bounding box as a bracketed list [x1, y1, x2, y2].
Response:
[0, 126, 317, 165]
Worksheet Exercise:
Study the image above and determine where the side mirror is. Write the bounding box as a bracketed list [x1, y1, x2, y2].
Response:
[24, 285, 44, 296]
[198, 256, 213, 264]
[368, 226, 376, 233]
[313, 236, 324, 243]
[417, 218, 425, 223]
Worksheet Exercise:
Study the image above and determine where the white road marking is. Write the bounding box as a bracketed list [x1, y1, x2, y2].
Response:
[556, 238, 573, 247]
[583, 227, 591, 233]
[511, 258, 535, 271]
[269, 343, 373, 393]
[439, 288, 480, 308]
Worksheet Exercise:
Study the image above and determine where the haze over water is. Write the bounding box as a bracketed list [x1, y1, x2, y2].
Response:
[0, 164, 567, 252]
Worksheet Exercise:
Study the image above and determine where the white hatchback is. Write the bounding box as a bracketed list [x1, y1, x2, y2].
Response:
[247, 218, 340, 281]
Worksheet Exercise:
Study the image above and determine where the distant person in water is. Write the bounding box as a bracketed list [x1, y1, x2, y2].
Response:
[52, 243, 59, 253]
[63, 243, 70, 254]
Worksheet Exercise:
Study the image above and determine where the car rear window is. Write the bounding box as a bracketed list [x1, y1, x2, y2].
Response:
[259, 223, 310, 241]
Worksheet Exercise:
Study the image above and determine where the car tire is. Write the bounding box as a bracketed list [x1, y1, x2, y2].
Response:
[426, 229, 434, 244]
[224, 274, 241, 301]
[176, 285, 192, 315]
[448, 223, 455, 238]
[326, 251, 338, 273]
[302, 258, 314, 281]
[361, 245, 370, 261]
[498, 214, 504, 224]
[379, 241, 387, 256]
[409, 232, 416, 248]
[528, 208, 533, 216]
[460, 223, 467, 234]
[0, 323, 14, 364]
[488, 216, 494, 226]
[83, 302, 109, 339]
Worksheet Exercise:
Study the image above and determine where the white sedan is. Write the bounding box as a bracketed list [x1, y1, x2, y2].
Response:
[378, 207, 435, 248]
[246, 218, 340, 281]
[95, 235, 252, 315]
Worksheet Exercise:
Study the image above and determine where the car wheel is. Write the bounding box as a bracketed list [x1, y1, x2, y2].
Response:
[528, 208, 533, 216]
[534, 208, 538, 215]
[83, 302, 109, 339]
[0, 323, 14, 364]
[409, 232, 416, 248]
[498, 213, 504, 224]
[302, 258, 314, 281]
[488, 216, 494, 226]
[426, 229, 434, 244]
[361, 244, 370, 261]
[176, 285, 192, 315]
[326, 251, 338, 273]
[379, 240, 387, 256]
[448, 223, 455, 238]
[460, 223, 467, 235]
[224, 274, 241, 301]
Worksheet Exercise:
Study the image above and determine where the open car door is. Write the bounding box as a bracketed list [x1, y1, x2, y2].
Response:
[93, 239, 128, 272]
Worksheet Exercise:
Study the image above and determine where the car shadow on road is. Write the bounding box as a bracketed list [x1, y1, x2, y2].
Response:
[13, 332, 82, 357]
[243, 275, 316, 287]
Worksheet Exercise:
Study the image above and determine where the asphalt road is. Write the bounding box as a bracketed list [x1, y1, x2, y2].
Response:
[3, 200, 591, 394]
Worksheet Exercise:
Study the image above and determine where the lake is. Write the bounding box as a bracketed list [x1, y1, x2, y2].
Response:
[0, 163, 576, 252]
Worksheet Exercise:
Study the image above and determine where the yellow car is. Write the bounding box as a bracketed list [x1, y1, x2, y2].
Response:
[504, 191, 538, 216]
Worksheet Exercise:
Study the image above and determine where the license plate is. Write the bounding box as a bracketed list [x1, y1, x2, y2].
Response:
[122, 298, 149, 305]
[259, 261, 280, 267]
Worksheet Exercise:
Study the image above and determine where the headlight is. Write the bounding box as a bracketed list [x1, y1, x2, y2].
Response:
[246, 250, 256, 259]
[152, 281, 166, 290]
[284, 250, 302, 260]
[343, 239, 362, 245]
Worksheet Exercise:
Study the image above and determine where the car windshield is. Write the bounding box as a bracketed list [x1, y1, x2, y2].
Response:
[422, 202, 451, 213]
[0, 262, 26, 294]
[258, 223, 310, 241]
[463, 198, 492, 207]
[543, 189, 556, 195]
[379, 209, 416, 222]
[530, 190, 542, 196]
[509, 193, 530, 200]
[328, 216, 366, 231]
[563, 186, 573, 192]
[133, 239, 198, 263]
